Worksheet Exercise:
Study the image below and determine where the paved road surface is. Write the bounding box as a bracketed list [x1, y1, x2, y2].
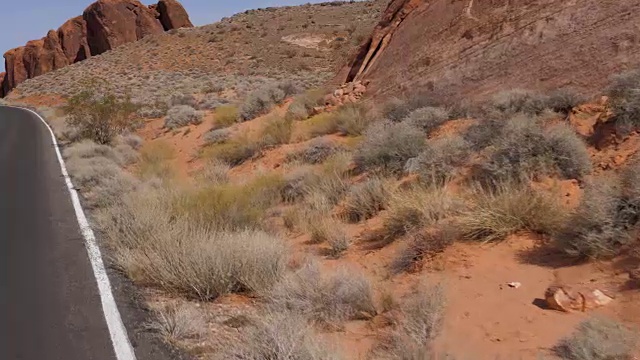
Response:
[0, 106, 123, 360]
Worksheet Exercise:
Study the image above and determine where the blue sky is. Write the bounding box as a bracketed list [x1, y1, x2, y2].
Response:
[1, 0, 346, 72]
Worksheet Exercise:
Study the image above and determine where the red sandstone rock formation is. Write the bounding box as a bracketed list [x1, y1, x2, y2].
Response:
[340, 0, 640, 101]
[1, 0, 193, 97]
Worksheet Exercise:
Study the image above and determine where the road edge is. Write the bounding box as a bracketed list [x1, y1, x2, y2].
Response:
[7, 106, 138, 360]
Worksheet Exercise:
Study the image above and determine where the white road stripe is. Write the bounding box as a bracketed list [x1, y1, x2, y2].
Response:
[11, 106, 138, 360]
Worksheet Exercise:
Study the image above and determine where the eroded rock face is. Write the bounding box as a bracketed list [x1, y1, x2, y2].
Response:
[157, 0, 193, 30]
[83, 0, 164, 55]
[0, 72, 6, 98]
[342, 0, 640, 101]
[58, 16, 91, 63]
[1, 0, 192, 97]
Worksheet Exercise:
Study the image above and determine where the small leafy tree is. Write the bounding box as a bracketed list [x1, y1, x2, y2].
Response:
[64, 90, 139, 145]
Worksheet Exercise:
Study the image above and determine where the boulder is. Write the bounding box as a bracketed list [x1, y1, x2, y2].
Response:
[83, 0, 164, 55]
[3, 47, 28, 92]
[58, 16, 91, 63]
[156, 0, 193, 31]
[0, 73, 5, 98]
[545, 286, 614, 312]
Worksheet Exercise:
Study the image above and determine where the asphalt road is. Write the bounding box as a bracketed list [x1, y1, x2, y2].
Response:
[0, 106, 122, 360]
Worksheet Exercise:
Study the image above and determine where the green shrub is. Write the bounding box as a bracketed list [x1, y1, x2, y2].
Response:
[460, 182, 566, 243]
[554, 317, 637, 360]
[299, 113, 339, 139]
[354, 121, 425, 175]
[64, 90, 139, 145]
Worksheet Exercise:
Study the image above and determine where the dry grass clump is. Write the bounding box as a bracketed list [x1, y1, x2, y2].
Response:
[404, 106, 451, 134]
[372, 284, 446, 359]
[172, 173, 284, 230]
[260, 115, 293, 146]
[298, 112, 340, 139]
[64, 90, 140, 145]
[334, 102, 372, 136]
[555, 169, 640, 259]
[214, 312, 343, 360]
[64, 140, 139, 209]
[137, 140, 176, 179]
[554, 317, 638, 360]
[196, 159, 230, 184]
[99, 186, 287, 300]
[459, 182, 566, 243]
[146, 304, 205, 344]
[240, 81, 299, 121]
[377, 185, 461, 244]
[164, 105, 204, 129]
[213, 105, 239, 129]
[607, 69, 640, 135]
[391, 227, 457, 274]
[354, 121, 426, 175]
[266, 262, 377, 324]
[286, 88, 326, 121]
[342, 177, 391, 222]
[203, 135, 261, 166]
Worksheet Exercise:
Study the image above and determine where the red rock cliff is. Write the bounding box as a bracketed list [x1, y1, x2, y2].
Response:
[343, 0, 640, 101]
[1, 0, 193, 97]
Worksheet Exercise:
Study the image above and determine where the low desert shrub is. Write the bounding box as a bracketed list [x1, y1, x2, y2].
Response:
[202, 128, 230, 146]
[299, 112, 339, 139]
[100, 187, 287, 300]
[459, 182, 565, 243]
[555, 171, 640, 259]
[303, 171, 349, 208]
[146, 304, 205, 343]
[391, 227, 457, 274]
[240, 81, 299, 121]
[281, 168, 318, 203]
[267, 262, 377, 324]
[197, 93, 229, 110]
[474, 114, 591, 185]
[203, 135, 261, 166]
[372, 284, 446, 359]
[546, 89, 586, 116]
[287, 138, 340, 164]
[64, 90, 139, 145]
[334, 103, 371, 136]
[354, 121, 425, 175]
[213, 105, 239, 129]
[164, 105, 203, 129]
[260, 115, 293, 146]
[196, 159, 230, 184]
[405, 136, 470, 185]
[404, 106, 450, 135]
[172, 174, 284, 230]
[286, 88, 326, 120]
[168, 92, 197, 108]
[554, 317, 637, 360]
[378, 185, 461, 244]
[137, 140, 176, 179]
[607, 69, 640, 135]
[490, 89, 549, 115]
[215, 312, 342, 360]
[382, 95, 438, 122]
[342, 177, 391, 222]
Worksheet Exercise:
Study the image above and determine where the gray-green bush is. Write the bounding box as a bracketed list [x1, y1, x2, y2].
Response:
[607, 69, 640, 135]
[404, 106, 450, 135]
[164, 105, 203, 129]
[554, 317, 637, 360]
[405, 135, 470, 185]
[240, 81, 300, 121]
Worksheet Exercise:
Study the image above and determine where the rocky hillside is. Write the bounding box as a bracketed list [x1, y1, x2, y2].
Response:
[0, 0, 193, 97]
[340, 0, 640, 101]
[7, 1, 385, 109]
